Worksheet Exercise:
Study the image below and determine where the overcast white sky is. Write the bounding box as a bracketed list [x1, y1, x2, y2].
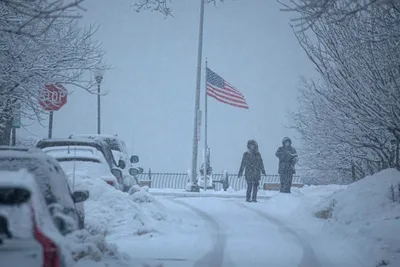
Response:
[21, 0, 315, 174]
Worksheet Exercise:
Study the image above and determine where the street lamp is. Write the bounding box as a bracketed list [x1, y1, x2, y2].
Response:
[94, 69, 105, 134]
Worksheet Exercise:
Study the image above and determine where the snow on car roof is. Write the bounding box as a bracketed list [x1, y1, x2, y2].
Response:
[72, 133, 118, 139]
[42, 146, 105, 162]
[0, 146, 43, 153]
[36, 138, 118, 168]
[37, 137, 105, 146]
[0, 149, 54, 161]
[71, 135, 126, 153]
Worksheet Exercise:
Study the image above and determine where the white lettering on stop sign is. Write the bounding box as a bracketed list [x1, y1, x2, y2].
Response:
[39, 84, 67, 111]
[51, 91, 60, 103]
[58, 90, 66, 100]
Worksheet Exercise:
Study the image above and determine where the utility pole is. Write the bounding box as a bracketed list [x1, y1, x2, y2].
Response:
[189, 0, 205, 192]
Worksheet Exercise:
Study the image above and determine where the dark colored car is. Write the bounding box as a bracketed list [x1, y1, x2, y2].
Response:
[36, 138, 128, 188]
[36, 138, 119, 170]
[0, 147, 88, 233]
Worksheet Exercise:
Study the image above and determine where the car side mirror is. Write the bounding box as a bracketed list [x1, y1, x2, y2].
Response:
[72, 190, 89, 203]
[0, 187, 31, 205]
[129, 168, 139, 176]
[118, 159, 126, 169]
[137, 167, 144, 174]
[130, 155, 139, 163]
[111, 168, 123, 179]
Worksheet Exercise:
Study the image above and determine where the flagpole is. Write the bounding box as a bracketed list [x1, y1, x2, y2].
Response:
[204, 58, 208, 192]
[190, 0, 205, 192]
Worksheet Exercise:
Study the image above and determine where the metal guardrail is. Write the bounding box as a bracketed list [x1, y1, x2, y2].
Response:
[137, 171, 302, 191]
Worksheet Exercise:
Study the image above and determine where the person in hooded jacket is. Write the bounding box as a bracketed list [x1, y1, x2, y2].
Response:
[238, 140, 266, 202]
[275, 137, 298, 193]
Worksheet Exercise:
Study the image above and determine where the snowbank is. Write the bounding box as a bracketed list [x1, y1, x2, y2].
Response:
[314, 169, 400, 266]
[73, 174, 168, 238]
[66, 230, 165, 267]
[66, 174, 169, 267]
[257, 169, 400, 267]
[66, 230, 131, 267]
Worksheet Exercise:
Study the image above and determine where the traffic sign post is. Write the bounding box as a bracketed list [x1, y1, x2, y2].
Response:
[38, 84, 67, 139]
[48, 111, 54, 139]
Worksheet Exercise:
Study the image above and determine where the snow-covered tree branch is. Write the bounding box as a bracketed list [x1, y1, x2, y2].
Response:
[0, 0, 106, 145]
[290, 1, 400, 184]
[0, 0, 86, 37]
[132, 0, 225, 16]
[279, 0, 398, 30]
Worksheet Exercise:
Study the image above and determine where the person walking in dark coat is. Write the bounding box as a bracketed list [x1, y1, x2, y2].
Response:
[275, 137, 298, 193]
[238, 140, 266, 202]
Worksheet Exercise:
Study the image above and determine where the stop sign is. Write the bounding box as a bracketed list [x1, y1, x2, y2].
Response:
[38, 84, 67, 111]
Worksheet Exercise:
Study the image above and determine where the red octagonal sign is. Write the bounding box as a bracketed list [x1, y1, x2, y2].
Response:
[38, 84, 68, 111]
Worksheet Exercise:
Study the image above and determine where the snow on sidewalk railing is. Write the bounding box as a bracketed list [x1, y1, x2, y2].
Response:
[137, 171, 303, 191]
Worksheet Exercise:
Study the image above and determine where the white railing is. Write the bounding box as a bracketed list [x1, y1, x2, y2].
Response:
[137, 171, 303, 191]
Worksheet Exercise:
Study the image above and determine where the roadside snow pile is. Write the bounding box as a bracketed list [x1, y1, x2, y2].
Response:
[66, 229, 131, 267]
[66, 230, 164, 267]
[73, 175, 168, 239]
[313, 169, 400, 266]
[253, 169, 400, 266]
[260, 184, 345, 218]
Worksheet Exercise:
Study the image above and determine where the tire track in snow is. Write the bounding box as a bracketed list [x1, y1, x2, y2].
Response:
[171, 198, 230, 267]
[236, 202, 321, 267]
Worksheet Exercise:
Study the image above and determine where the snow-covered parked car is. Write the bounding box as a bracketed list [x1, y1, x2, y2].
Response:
[69, 134, 143, 191]
[0, 169, 75, 267]
[0, 147, 88, 233]
[71, 134, 138, 167]
[36, 138, 126, 188]
[41, 145, 120, 189]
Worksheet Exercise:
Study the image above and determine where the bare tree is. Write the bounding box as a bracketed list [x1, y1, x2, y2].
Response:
[279, 0, 398, 29]
[0, 0, 87, 37]
[132, 0, 224, 16]
[0, 0, 106, 144]
[290, 1, 400, 183]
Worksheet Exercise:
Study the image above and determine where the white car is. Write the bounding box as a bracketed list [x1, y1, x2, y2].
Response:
[41, 146, 120, 190]
[71, 134, 142, 191]
[0, 147, 88, 232]
[72, 134, 135, 165]
[0, 169, 74, 267]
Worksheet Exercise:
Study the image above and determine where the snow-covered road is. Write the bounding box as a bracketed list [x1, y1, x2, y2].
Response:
[110, 197, 326, 267]
[75, 170, 400, 267]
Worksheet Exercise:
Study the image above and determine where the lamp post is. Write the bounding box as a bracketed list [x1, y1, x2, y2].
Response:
[94, 69, 105, 134]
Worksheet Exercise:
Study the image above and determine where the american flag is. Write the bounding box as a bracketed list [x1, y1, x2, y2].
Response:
[206, 67, 249, 109]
